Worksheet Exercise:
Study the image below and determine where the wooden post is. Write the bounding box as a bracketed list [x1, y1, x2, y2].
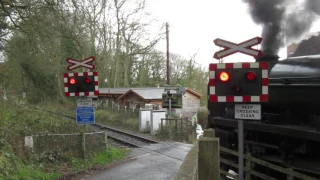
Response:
[180, 118, 183, 134]
[287, 168, 293, 180]
[245, 153, 252, 180]
[204, 128, 215, 138]
[192, 123, 196, 140]
[104, 132, 108, 149]
[198, 128, 219, 180]
[175, 118, 177, 135]
[81, 125, 86, 159]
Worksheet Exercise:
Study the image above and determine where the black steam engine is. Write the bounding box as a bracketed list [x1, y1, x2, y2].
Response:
[208, 54, 320, 177]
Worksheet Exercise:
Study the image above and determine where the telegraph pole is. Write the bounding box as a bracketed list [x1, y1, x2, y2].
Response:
[166, 22, 170, 85]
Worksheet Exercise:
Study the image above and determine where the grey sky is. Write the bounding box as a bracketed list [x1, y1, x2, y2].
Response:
[147, 0, 320, 67]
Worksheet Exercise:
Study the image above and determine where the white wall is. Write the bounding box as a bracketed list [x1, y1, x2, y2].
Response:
[139, 109, 152, 132]
[150, 110, 166, 135]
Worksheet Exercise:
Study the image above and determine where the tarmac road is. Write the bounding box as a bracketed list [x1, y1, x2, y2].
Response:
[77, 142, 193, 180]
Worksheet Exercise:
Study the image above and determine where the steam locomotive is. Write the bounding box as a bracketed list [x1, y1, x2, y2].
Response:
[207, 54, 320, 177]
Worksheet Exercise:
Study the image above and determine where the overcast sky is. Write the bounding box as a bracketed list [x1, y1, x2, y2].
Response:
[146, 0, 320, 68]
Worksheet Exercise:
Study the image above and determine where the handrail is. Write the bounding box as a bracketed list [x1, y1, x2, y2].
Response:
[220, 146, 317, 180]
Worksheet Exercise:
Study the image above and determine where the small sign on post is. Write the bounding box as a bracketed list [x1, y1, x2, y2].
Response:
[76, 106, 95, 124]
[234, 104, 261, 120]
[77, 97, 93, 107]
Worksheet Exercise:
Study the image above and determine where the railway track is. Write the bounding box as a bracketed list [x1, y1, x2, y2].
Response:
[29, 106, 190, 161]
[91, 123, 160, 148]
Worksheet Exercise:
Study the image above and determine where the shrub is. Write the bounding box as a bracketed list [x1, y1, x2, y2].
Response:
[197, 107, 208, 129]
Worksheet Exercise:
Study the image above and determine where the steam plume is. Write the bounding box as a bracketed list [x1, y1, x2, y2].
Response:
[242, 0, 320, 55]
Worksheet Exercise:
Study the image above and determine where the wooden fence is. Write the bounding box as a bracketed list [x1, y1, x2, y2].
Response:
[26, 131, 107, 162]
[159, 117, 196, 141]
[198, 128, 317, 180]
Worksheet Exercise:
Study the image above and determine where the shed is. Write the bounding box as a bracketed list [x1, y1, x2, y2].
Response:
[118, 87, 165, 109]
[98, 88, 130, 103]
[118, 87, 202, 119]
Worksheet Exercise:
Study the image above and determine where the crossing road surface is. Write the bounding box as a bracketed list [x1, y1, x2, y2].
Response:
[73, 142, 193, 180]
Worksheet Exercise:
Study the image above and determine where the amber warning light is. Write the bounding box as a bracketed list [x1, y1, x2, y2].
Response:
[219, 72, 230, 82]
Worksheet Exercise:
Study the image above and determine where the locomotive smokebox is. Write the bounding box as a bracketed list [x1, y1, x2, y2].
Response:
[255, 54, 279, 71]
[255, 54, 279, 62]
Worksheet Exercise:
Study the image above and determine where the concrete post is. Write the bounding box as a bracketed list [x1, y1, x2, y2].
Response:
[198, 128, 220, 180]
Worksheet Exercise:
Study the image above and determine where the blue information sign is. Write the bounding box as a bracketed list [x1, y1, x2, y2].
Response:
[76, 106, 95, 124]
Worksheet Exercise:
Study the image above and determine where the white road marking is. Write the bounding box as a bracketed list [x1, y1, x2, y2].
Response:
[130, 153, 151, 160]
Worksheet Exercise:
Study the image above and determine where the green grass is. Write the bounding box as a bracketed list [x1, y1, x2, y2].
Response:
[14, 166, 61, 180]
[0, 143, 62, 180]
[0, 99, 129, 179]
[70, 147, 129, 172]
[0, 147, 128, 179]
[95, 109, 139, 131]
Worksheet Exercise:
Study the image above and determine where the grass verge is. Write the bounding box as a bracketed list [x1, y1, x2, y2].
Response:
[1, 146, 128, 180]
[0, 98, 129, 179]
[69, 147, 129, 172]
[95, 109, 139, 131]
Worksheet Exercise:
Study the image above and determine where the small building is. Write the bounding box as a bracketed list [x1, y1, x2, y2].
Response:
[117, 87, 164, 109]
[117, 87, 202, 119]
[98, 88, 130, 103]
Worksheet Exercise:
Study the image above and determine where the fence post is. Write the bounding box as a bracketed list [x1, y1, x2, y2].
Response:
[104, 132, 108, 149]
[161, 118, 163, 132]
[175, 119, 178, 135]
[198, 128, 219, 180]
[185, 118, 190, 141]
[81, 127, 86, 159]
[193, 123, 196, 140]
[245, 153, 252, 180]
[180, 118, 183, 136]
[287, 168, 293, 180]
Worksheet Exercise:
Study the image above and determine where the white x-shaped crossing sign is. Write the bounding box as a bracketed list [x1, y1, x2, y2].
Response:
[66, 56, 95, 70]
[213, 37, 263, 59]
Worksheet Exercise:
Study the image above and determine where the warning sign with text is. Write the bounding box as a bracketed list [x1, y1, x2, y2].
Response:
[234, 104, 261, 120]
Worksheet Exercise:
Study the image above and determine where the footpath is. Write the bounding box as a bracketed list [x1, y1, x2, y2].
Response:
[70, 142, 193, 180]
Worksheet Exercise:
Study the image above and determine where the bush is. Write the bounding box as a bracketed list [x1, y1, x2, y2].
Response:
[197, 107, 208, 129]
[95, 109, 139, 131]
[0, 98, 85, 178]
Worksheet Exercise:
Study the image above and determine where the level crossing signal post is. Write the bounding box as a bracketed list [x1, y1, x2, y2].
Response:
[64, 56, 99, 159]
[210, 37, 268, 180]
[162, 86, 185, 140]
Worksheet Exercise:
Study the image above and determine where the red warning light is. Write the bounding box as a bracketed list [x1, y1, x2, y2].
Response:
[219, 72, 230, 82]
[85, 77, 92, 84]
[69, 78, 76, 85]
[246, 71, 256, 81]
